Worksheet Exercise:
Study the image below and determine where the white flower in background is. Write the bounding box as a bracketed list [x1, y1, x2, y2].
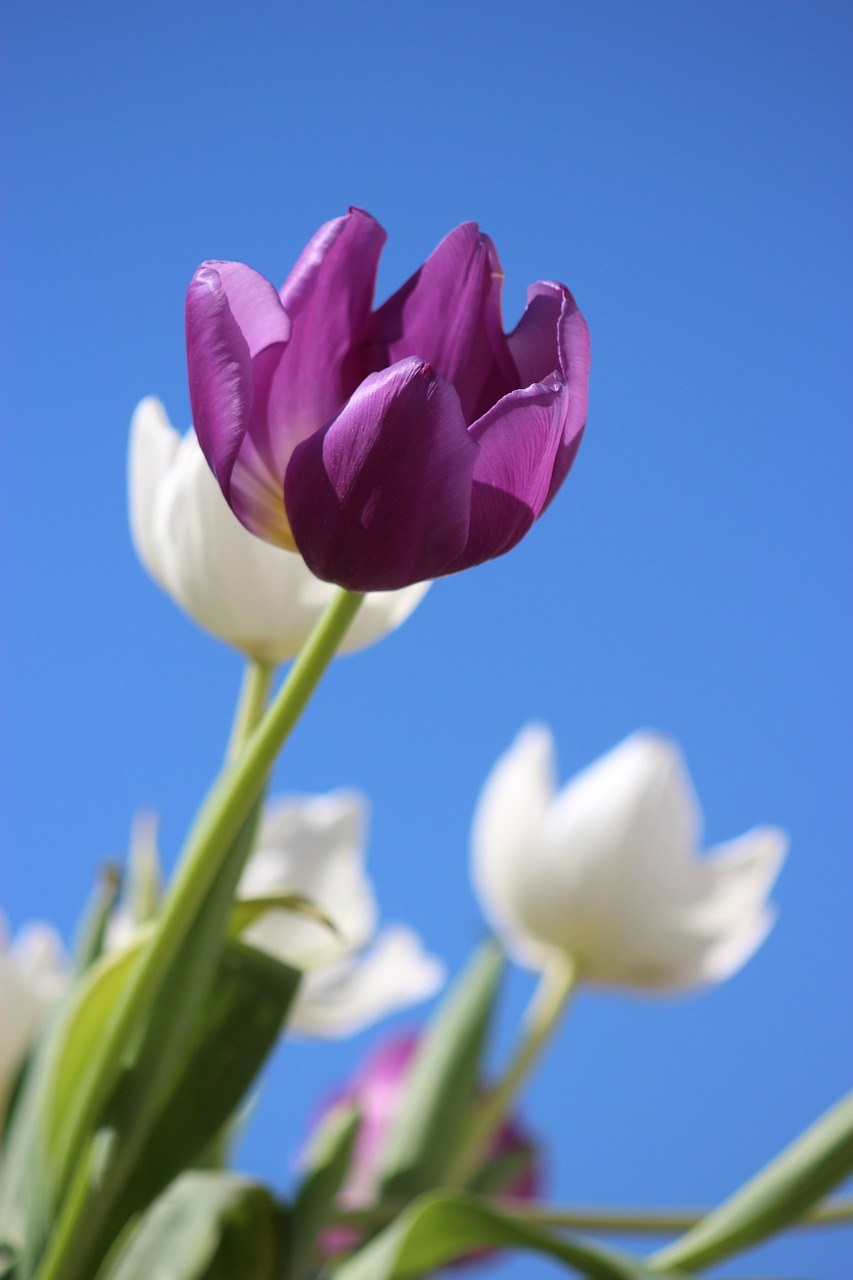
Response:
[472, 727, 787, 992]
[129, 398, 430, 662]
[0, 914, 68, 1118]
[238, 791, 378, 970]
[238, 791, 444, 1036]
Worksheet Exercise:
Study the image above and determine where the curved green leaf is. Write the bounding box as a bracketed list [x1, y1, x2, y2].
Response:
[334, 1191, 673, 1280]
[51, 939, 300, 1280]
[229, 894, 342, 941]
[45, 932, 151, 1181]
[103, 1171, 281, 1280]
[284, 1104, 360, 1280]
[379, 942, 502, 1197]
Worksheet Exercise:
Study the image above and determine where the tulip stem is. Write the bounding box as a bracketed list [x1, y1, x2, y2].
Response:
[35, 589, 364, 1280]
[329, 1194, 853, 1239]
[227, 659, 276, 761]
[448, 953, 578, 1187]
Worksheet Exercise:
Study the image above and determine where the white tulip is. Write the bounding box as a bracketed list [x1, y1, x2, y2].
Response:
[0, 915, 68, 1119]
[472, 727, 787, 992]
[238, 791, 378, 971]
[237, 791, 445, 1036]
[129, 398, 430, 662]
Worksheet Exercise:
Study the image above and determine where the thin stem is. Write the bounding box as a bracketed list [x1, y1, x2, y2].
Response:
[519, 1198, 853, 1234]
[448, 953, 578, 1187]
[37, 590, 364, 1280]
[226, 659, 275, 761]
[329, 1196, 853, 1239]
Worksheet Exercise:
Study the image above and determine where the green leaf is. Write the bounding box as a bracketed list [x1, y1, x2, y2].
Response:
[46, 933, 151, 1180]
[102, 1171, 282, 1280]
[0, 1009, 68, 1253]
[283, 1104, 360, 1280]
[5, 941, 147, 1265]
[43, 806, 263, 1217]
[0, 1242, 17, 1278]
[229, 894, 342, 941]
[109, 939, 300, 1219]
[649, 1088, 853, 1272]
[333, 1191, 670, 1280]
[50, 938, 300, 1280]
[109, 808, 266, 1154]
[378, 941, 503, 1198]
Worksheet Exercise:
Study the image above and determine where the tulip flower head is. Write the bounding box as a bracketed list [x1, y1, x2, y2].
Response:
[186, 210, 590, 591]
[472, 727, 787, 992]
[129, 398, 429, 662]
[310, 1033, 541, 1260]
[232, 791, 444, 1036]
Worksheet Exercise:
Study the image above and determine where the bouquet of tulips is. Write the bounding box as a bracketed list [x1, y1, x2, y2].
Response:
[1, 210, 849, 1280]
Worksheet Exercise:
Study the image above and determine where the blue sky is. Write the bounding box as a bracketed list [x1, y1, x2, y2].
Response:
[2, 2, 851, 1276]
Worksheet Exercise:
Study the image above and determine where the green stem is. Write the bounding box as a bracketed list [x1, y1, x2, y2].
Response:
[329, 1195, 853, 1239]
[520, 1197, 853, 1234]
[227, 659, 275, 761]
[38, 590, 363, 1280]
[448, 953, 577, 1186]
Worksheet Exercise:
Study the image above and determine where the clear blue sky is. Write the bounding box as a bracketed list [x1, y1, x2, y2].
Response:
[2, 2, 851, 1276]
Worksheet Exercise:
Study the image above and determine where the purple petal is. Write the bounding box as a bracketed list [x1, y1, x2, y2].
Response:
[359, 223, 517, 424]
[264, 209, 386, 468]
[544, 287, 590, 505]
[186, 262, 291, 539]
[507, 282, 564, 385]
[284, 358, 477, 590]
[509, 283, 590, 506]
[449, 381, 567, 570]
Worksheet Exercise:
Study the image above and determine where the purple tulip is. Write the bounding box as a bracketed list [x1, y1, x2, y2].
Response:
[309, 1033, 541, 1262]
[186, 210, 590, 591]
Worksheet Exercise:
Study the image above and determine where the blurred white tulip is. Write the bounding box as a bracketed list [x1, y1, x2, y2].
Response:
[472, 727, 787, 992]
[238, 792, 444, 1036]
[0, 914, 68, 1120]
[128, 398, 430, 662]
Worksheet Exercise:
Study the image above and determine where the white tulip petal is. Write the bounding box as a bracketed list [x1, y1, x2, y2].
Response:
[128, 398, 181, 588]
[544, 732, 702, 887]
[686, 907, 777, 987]
[471, 726, 786, 993]
[103, 908, 140, 953]
[471, 724, 560, 965]
[683, 827, 788, 929]
[128, 400, 429, 662]
[0, 915, 67, 1116]
[287, 925, 445, 1038]
[11, 924, 68, 1003]
[239, 791, 377, 969]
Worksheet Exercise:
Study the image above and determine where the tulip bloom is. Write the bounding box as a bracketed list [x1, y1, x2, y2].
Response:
[129, 398, 429, 662]
[472, 727, 787, 992]
[186, 210, 590, 591]
[310, 1034, 540, 1258]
